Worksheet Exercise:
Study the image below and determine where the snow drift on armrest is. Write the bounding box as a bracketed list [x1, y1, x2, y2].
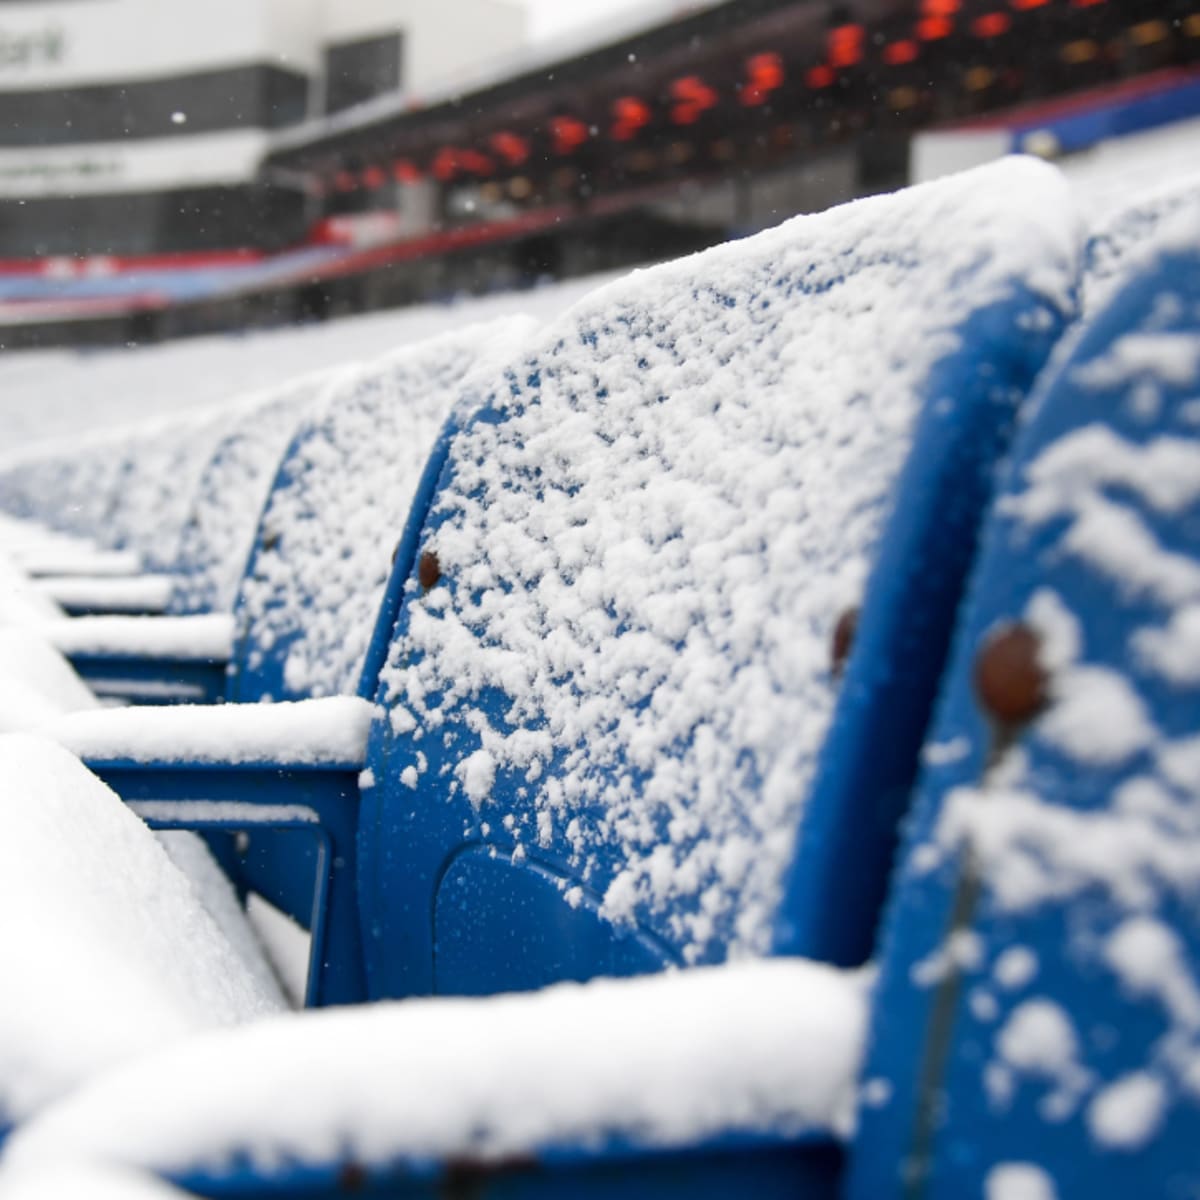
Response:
[4, 958, 867, 1177]
[45, 695, 374, 767]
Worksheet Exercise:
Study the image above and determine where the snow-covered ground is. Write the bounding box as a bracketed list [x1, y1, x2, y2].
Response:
[0, 272, 624, 453]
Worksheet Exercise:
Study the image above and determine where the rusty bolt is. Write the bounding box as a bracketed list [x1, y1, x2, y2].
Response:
[336, 1162, 367, 1192]
[831, 607, 859, 678]
[418, 550, 441, 591]
[974, 621, 1048, 726]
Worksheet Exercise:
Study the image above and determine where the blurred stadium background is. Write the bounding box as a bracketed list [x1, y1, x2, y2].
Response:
[0, 0, 1194, 347]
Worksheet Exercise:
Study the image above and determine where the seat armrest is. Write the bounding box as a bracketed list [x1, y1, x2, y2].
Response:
[36, 615, 235, 663]
[45, 696, 373, 769]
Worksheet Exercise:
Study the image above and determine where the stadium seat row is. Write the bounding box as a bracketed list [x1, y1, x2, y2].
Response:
[0, 156, 1196, 1199]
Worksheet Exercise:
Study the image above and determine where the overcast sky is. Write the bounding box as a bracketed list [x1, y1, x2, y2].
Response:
[516, 0, 652, 43]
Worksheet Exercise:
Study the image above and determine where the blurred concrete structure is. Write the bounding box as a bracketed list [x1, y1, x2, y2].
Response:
[0, 0, 525, 255]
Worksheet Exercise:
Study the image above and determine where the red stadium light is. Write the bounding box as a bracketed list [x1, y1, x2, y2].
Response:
[973, 11, 1012, 35]
[490, 131, 531, 166]
[551, 115, 590, 154]
[827, 23, 865, 68]
[741, 52, 785, 106]
[669, 75, 719, 124]
[611, 96, 652, 141]
[432, 148, 460, 182]
[920, 0, 960, 15]
[392, 159, 422, 184]
[333, 169, 357, 193]
[916, 15, 954, 38]
[1010, 0, 1051, 9]
[806, 64, 836, 88]
[458, 149, 494, 176]
[883, 38, 920, 64]
[360, 165, 387, 190]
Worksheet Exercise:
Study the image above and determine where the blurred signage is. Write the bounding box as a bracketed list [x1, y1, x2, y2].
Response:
[0, 129, 266, 196]
[0, 26, 66, 71]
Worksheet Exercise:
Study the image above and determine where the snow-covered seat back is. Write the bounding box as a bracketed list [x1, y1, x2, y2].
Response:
[0, 410, 234, 571]
[1084, 170, 1200, 314]
[848, 210, 1200, 1200]
[227, 317, 537, 703]
[168, 370, 337, 616]
[359, 158, 1081, 1001]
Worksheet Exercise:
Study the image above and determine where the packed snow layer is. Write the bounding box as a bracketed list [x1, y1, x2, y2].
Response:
[0, 734, 283, 1127]
[4, 959, 867, 1176]
[379, 156, 1081, 963]
[46, 695, 373, 766]
[237, 315, 537, 700]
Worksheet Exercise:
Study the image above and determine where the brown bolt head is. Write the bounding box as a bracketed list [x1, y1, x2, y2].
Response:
[418, 550, 441, 591]
[336, 1162, 367, 1191]
[974, 621, 1048, 726]
[831, 607, 859, 679]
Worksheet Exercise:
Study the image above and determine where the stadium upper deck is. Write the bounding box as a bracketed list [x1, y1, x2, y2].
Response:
[1, 0, 1197, 346]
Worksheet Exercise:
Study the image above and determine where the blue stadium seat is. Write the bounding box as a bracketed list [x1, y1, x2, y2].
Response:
[847, 211, 1200, 1199]
[42, 157, 1080, 1011]
[51, 319, 532, 704]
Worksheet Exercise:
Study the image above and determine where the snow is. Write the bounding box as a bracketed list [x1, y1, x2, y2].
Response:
[1134, 603, 1200, 686]
[1081, 172, 1200, 327]
[33, 614, 235, 660]
[0, 556, 62, 626]
[380, 155, 1080, 963]
[986, 1163, 1059, 1200]
[0, 273, 623, 454]
[0, 140, 1192, 1184]
[46, 696, 373, 766]
[1036, 665, 1155, 766]
[1086, 1072, 1167, 1150]
[33, 574, 174, 614]
[0, 629, 99, 733]
[12, 548, 141, 578]
[244, 894, 310, 1009]
[169, 370, 338, 615]
[3, 959, 867, 1175]
[993, 947, 1039, 992]
[0, 1163, 189, 1200]
[238, 315, 537, 700]
[0, 733, 282, 1127]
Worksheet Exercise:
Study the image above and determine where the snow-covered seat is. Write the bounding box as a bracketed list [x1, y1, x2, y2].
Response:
[47, 317, 533, 704]
[6, 175, 1197, 1200]
[1084, 169, 1200, 315]
[0, 734, 284, 1147]
[11, 372, 331, 626]
[0, 408, 237, 613]
[1, 959, 864, 1197]
[34, 158, 1081, 1011]
[848, 208, 1200, 1198]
